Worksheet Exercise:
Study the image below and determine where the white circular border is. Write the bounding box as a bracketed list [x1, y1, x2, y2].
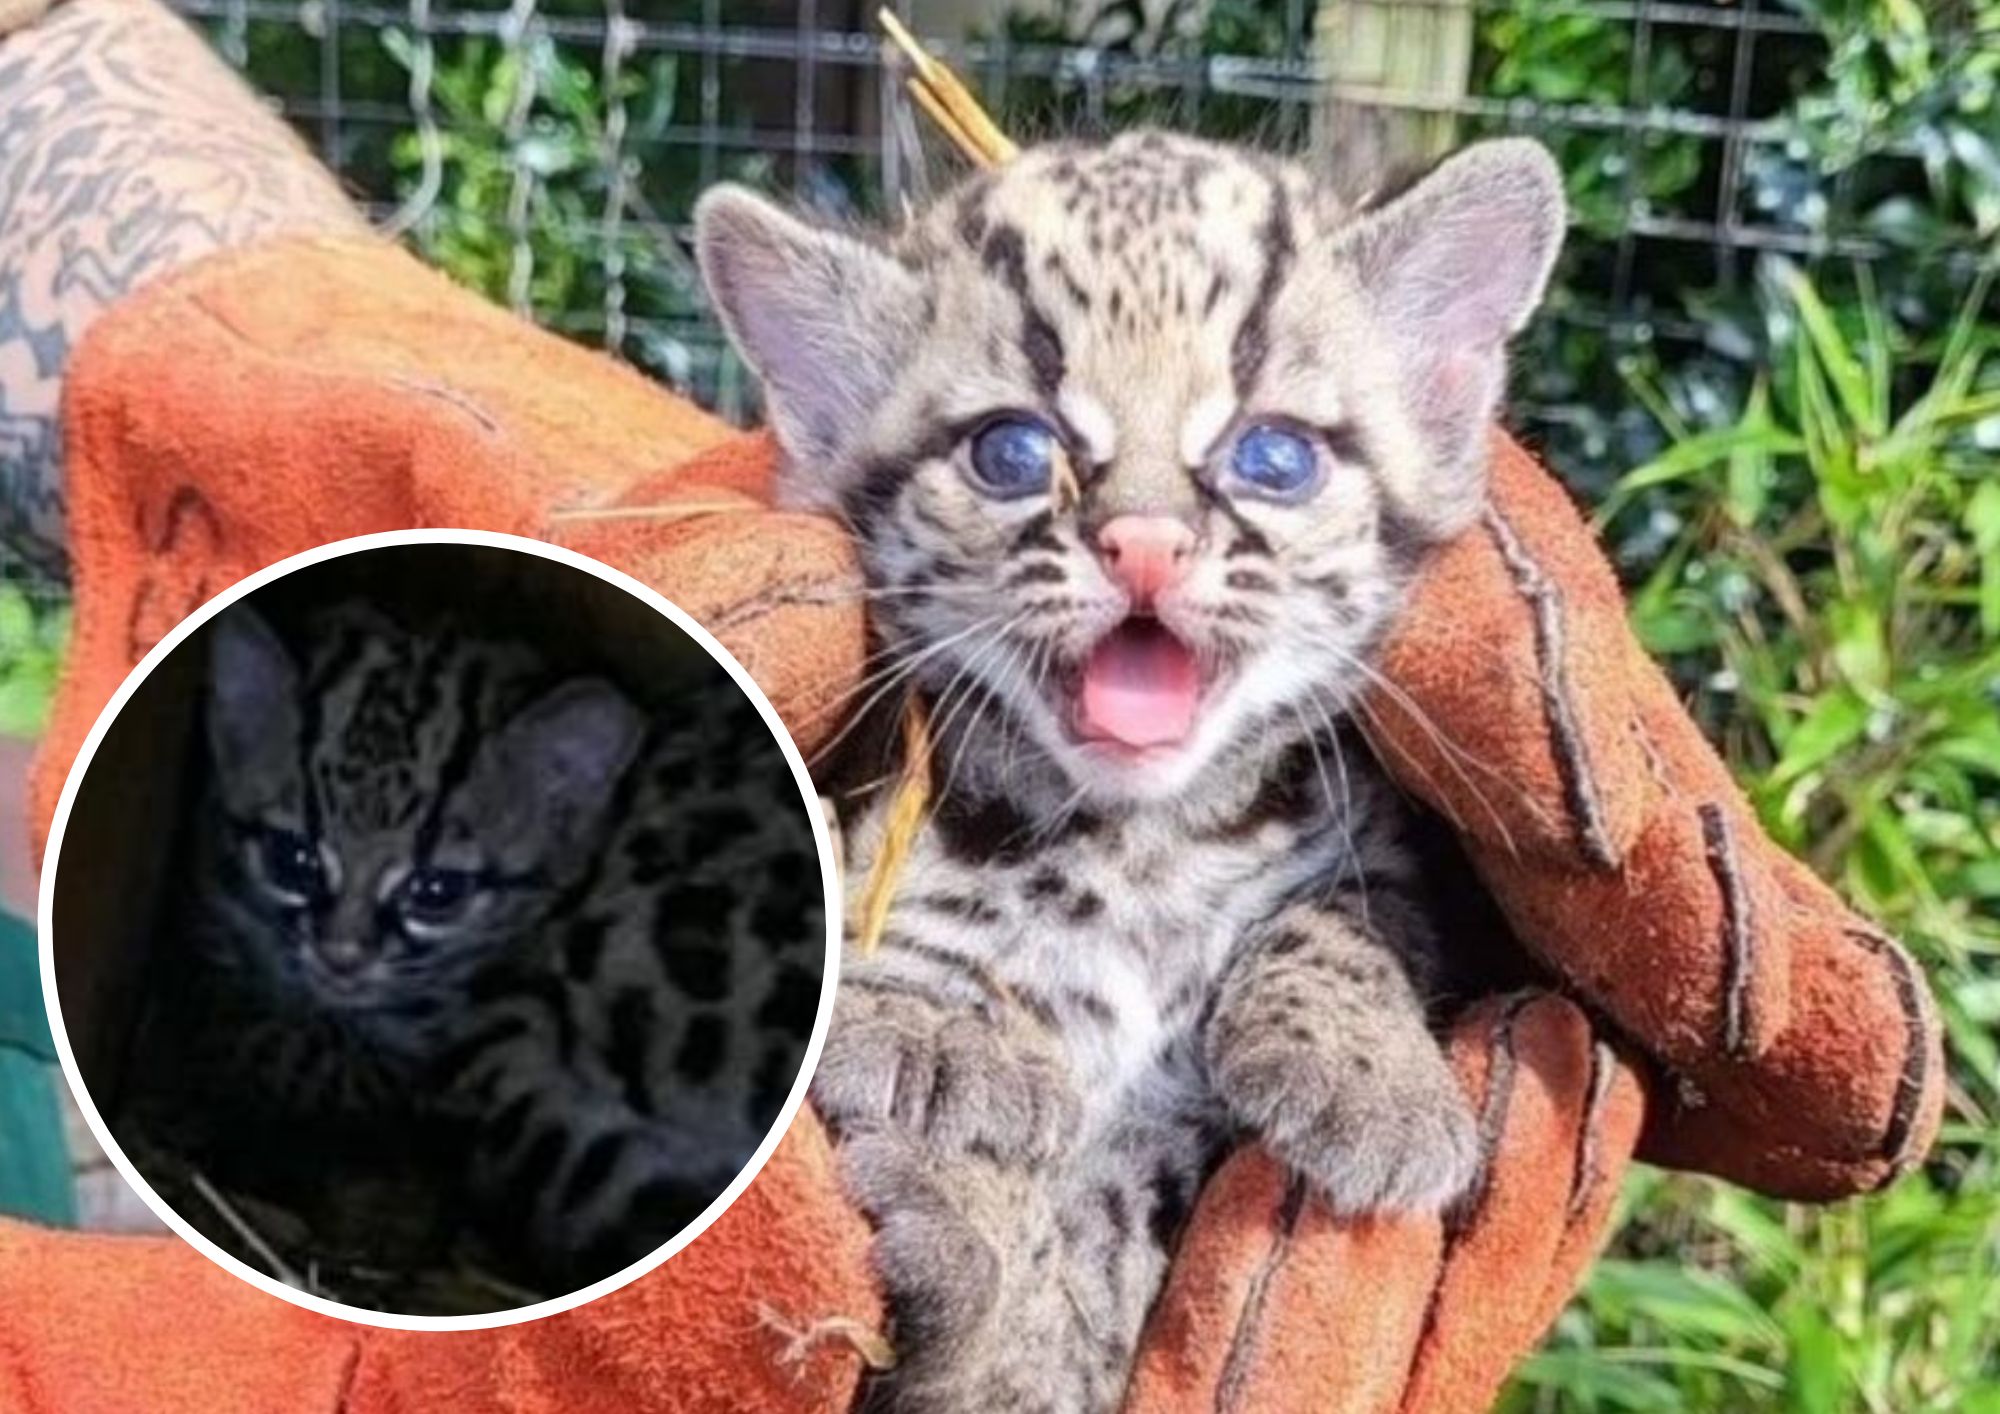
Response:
[36, 528, 843, 1332]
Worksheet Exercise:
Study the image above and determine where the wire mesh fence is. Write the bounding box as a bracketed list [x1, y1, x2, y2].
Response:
[130, 0, 2000, 483]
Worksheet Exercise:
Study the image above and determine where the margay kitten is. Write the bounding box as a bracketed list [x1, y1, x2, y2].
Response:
[696, 130, 1564, 1409]
[146, 599, 825, 1290]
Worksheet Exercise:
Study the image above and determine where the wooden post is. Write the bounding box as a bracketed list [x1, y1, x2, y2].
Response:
[1314, 0, 1475, 182]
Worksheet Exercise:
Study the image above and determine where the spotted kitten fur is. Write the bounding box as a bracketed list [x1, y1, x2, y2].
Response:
[147, 600, 825, 1290]
[697, 130, 1564, 1409]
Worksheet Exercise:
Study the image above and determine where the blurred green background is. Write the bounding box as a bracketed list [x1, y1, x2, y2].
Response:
[7, 0, 1998, 1406]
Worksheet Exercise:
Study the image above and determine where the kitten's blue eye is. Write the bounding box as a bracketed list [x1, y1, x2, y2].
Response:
[1228, 424, 1321, 501]
[967, 416, 1058, 498]
[403, 868, 478, 920]
[258, 829, 322, 902]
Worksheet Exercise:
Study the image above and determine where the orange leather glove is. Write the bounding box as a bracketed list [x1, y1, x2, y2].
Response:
[1124, 994, 1644, 1414]
[0, 233, 1939, 1414]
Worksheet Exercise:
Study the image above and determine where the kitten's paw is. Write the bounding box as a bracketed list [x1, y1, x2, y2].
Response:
[840, 1135, 1004, 1349]
[1217, 1033, 1481, 1215]
[811, 986, 1079, 1165]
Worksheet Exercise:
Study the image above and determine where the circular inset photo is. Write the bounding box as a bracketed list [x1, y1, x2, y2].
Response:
[39, 532, 836, 1325]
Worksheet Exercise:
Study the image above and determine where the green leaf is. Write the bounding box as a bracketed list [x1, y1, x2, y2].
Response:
[1796, 332, 1869, 533]
[1725, 381, 1778, 527]
[1783, 1307, 1848, 1414]
[0, 588, 32, 658]
[1968, 478, 2000, 636]
[0, 673, 50, 739]
[1770, 689, 1871, 790]
[1941, 992, 2000, 1091]
[1634, 605, 1715, 657]
[1599, 424, 1803, 524]
[1704, 1190, 1805, 1279]
[1586, 1259, 1787, 1346]
[1777, 263, 1885, 440]
[1512, 1350, 1683, 1410]
[1827, 600, 1891, 694]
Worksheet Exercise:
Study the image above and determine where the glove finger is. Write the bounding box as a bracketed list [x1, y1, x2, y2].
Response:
[1370, 431, 1941, 1197]
[1637, 848, 1941, 1198]
[1123, 1149, 1442, 1414]
[1396, 993, 1644, 1414]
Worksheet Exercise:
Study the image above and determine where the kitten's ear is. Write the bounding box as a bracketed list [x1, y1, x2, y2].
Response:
[207, 606, 300, 788]
[694, 184, 929, 499]
[473, 679, 644, 842]
[1343, 138, 1565, 504]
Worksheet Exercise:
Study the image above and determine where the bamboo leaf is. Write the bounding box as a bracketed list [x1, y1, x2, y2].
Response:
[1769, 689, 1870, 790]
[1827, 600, 1890, 694]
[1586, 1260, 1787, 1347]
[1967, 479, 2000, 636]
[1783, 1307, 1848, 1414]
[1777, 263, 1885, 439]
[1600, 424, 1804, 524]
[1512, 1350, 1683, 1410]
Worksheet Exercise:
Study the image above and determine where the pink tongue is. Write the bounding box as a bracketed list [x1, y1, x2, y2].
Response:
[1080, 622, 1200, 748]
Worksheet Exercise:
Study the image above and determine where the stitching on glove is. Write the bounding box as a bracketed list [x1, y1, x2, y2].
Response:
[331, 1340, 363, 1414]
[381, 375, 504, 435]
[1843, 927, 1936, 1184]
[708, 578, 870, 636]
[1406, 993, 1534, 1374]
[1629, 715, 1672, 794]
[1697, 804, 1760, 1060]
[1481, 508, 1618, 871]
[1210, 1175, 1308, 1414]
[1565, 1039, 1618, 1225]
[1456, 991, 1537, 1231]
[127, 485, 227, 660]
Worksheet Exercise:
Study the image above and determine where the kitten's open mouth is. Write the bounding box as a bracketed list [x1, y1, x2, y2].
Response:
[1073, 617, 1203, 752]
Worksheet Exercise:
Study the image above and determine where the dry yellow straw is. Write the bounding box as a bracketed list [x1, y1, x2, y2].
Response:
[544, 499, 755, 524]
[878, 8, 1020, 167]
[856, 703, 936, 955]
[855, 12, 1020, 954]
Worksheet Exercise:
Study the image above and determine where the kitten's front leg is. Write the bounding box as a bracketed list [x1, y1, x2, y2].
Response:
[811, 957, 1079, 1167]
[815, 954, 1083, 1413]
[1205, 904, 1479, 1214]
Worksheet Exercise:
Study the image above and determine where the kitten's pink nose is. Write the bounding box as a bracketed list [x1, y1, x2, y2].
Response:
[314, 937, 374, 976]
[1097, 516, 1195, 607]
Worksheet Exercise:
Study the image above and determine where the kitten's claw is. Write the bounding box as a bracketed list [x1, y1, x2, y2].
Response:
[812, 986, 1079, 1166]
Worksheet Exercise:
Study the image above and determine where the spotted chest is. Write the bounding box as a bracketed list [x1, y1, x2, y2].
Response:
[842, 733, 1417, 1124]
[881, 831, 1275, 1091]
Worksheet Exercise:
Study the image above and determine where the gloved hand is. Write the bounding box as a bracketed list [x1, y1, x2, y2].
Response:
[1125, 994, 1643, 1414]
[0, 232, 1939, 1414]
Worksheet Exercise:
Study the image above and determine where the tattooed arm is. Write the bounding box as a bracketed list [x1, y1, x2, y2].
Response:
[0, 0, 365, 577]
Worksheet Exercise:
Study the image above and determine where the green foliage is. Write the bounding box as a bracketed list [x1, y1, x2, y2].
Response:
[984, 0, 1307, 142]
[1508, 268, 2000, 1412]
[1783, 0, 2000, 241]
[374, 29, 732, 397]
[1471, 0, 1703, 239]
[1501, 0, 1996, 511]
[0, 585, 68, 739]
